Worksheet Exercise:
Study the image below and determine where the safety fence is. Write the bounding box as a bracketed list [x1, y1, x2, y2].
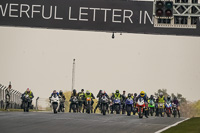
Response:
[0, 84, 22, 109]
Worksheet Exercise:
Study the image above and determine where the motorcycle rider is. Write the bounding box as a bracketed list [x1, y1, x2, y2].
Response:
[133, 93, 137, 103]
[172, 96, 180, 117]
[165, 95, 172, 113]
[157, 92, 166, 103]
[94, 90, 109, 113]
[148, 95, 155, 113]
[132, 93, 137, 115]
[166, 95, 172, 103]
[69, 89, 79, 112]
[156, 92, 166, 116]
[111, 90, 122, 114]
[78, 89, 85, 113]
[59, 90, 66, 110]
[49, 90, 59, 101]
[84, 90, 95, 113]
[136, 91, 148, 118]
[121, 90, 126, 114]
[49, 90, 60, 106]
[22, 88, 34, 108]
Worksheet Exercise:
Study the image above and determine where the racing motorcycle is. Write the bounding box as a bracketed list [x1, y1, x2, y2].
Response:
[158, 102, 165, 117]
[136, 97, 145, 118]
[172, 103, 177, 118]
[165, 101, 172, 117]
[50, 94, 60, 114]
[148, 99, 155, 116]
[23, 94, 31, 112]
[126, 98, 133, 116]
[133, 98, 137, 115]
[58, 97, 65, 112]
[100, 95, 109, 115]
[71, 96, 78, 113]
[85, 97, 92, 114]
[113, 98, 121, 114]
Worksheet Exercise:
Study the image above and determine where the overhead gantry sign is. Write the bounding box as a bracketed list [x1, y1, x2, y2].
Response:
[0, 0, 200, 36]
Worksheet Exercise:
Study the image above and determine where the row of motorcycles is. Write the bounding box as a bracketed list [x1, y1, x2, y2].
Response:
[49, 94, 180, 118]
[97, 96, 180, 118]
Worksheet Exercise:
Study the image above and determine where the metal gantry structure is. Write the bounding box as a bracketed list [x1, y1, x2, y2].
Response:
[153, 0, 200, 28]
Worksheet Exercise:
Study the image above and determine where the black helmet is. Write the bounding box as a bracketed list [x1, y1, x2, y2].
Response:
[150, 95, 154, 99]
[167, 95, 171, 100]
[73, 89, 76, 94]
[134, 93, 137, 97]
[174, 96, 177, 100]
[81, 89, 84, 92]
[59, 90, 63, 95]
[86, 90, 90, 95]
[128, 93, 131, 98]
[53, 90, 57, 94]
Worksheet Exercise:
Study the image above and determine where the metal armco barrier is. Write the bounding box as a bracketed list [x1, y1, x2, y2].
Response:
[0, 84, 22, 109]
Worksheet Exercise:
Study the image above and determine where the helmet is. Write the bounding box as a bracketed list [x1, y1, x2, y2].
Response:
[26, 88, 30, 93]
[81, 89, 84, 92]
[174, 96, 177, 100]
[102, 91, 106, 95]
[150, 95, 154, 99]
[140, 91, 145, 97]
[116, 90, 119, 94]
[59, 90, 63, 95]
[159, 92, 163, 97]
[53, 90, 57, 93]
[86, 90, 90, 95]
[99, 90, 103, 94]
[128, 93, 131, 98]
[134, 93, 137, 97]
[73, 89, 76, 94]
[167, 95, 171, 100]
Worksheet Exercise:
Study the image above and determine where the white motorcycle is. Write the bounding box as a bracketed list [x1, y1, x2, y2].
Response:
[50, 94, 60, 114]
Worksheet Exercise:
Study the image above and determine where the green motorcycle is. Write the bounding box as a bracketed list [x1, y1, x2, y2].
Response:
[148, 100, 155, 116]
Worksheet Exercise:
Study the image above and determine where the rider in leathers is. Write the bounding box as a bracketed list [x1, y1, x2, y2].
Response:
[136, 91, 148, 118]
[94, 90, 109, 113]
[69, 89, 79, 112]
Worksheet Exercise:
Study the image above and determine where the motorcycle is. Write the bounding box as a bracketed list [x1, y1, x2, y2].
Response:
[172, 103, 177, 118]
[165, 101, 172, 117]
[136, 97, 145, 118]
[59, 97, 65, 112]
[113, 98, 121, 114]
[126, 98, 133, 116]
[85, 97, 92, 114]
[100, 96, 109, 115]
[148, 100, 155, 116]
[132, 98, 137, 115]
[50, 94, 60, 114]
[23, 94, 31, 112]
[78, 96, 84, 113]
[71, 96, 78, 113]
[158, 102, 165, 117]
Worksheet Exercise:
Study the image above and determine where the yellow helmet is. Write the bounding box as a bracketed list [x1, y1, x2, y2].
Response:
[140, 91, 145, 97]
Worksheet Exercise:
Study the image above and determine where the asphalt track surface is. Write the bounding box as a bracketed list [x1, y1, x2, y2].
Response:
[0, 112, 185, 133]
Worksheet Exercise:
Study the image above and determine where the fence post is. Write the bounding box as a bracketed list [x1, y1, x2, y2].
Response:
[36, 97, 39, 111]
[3, 86, 7, 108]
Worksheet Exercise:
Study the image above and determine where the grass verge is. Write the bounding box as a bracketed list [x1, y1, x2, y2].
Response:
[162, 117, 200, 133]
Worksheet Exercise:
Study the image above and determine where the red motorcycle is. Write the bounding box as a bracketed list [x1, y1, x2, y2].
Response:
[136, 97, 145, 118]
[165, 101, 172, 117]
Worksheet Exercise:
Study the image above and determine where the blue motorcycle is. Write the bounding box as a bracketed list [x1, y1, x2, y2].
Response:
[114, 98, 121, 114]
[126, 98, 133, 116]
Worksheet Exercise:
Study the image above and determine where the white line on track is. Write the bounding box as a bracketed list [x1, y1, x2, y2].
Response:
[155, 118, 190, 133]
